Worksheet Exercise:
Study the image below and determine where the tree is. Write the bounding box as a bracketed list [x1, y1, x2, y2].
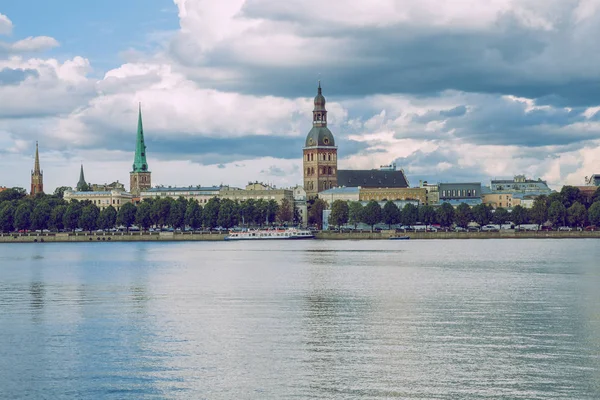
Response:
[185, 200, 203, 230]
[265, 200, 279, 225]
[168, 197, 187, 229]
[548, 200, 566, 227]
[116, 202, 136, 230]
[560, 186, 582, 209]
[254, 199, 267, 226]
[593, 187, 600, 205]
[31, 202, 52, 230]
[401, 203, 418, 227]
[588, 201, 600, 226]
[361, 200, 382, 231]
[492, 207, 509, 225]
[419, 205, 437, 225]
[293, 206, 302, 225]
[329, 200, 349, 229]
[14, 203, 32, 231]
[511, 205, 528, 228]
[79, 204, 100, 231]
[49, 205, 67, 231]
[454, 203, 472, 228]
[471, 204, 492, 226]
[546, 192, 562, 207]
[203, 197, 221, 228]
[63, 202, 82, 230]
[0, 204, 15, 232]
[152, 197, 172, 227]
[567, 202, 587, 228]
[308, 198, 327, 229]
[348, 202, 364, 229]
[530, 196, 548, 227]
[436, 203, 455, 227]
[0, 187, 26, 202]
[239, 199, 256, 226]
[217, 198, 238, 229]
[53, 186, 72, 199]
[276, 198, 293, 224]
[135, 201, 153, 229]
[382, 201, 400, 229]
[98, 205, 117, 230]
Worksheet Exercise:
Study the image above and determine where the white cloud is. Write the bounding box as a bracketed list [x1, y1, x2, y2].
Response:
[8, 36, 59, 52]
[0, 13, 12, 35]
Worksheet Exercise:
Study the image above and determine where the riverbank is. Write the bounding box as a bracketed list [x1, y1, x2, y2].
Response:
[2, 230, 600, 243]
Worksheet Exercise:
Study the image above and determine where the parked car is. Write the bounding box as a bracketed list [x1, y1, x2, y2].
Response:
[481, 225, 500, 232]
[467, 226, 480, 232]
[454, 227, 467, 232]
[558, 226, 572, 231]
[585, 225, 598, 231]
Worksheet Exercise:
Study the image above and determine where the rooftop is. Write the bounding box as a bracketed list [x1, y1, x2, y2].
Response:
[337, 169, 408, 188]
[320, 187, 360, 194]
[144, 186, 221, 192]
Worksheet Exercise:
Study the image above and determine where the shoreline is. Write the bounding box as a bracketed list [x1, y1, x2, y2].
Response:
[2, 230, 600, 243]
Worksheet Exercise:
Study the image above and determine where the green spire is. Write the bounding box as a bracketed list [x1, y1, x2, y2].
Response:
[132, 103, 149, 172]
[77, 164, 87, 191]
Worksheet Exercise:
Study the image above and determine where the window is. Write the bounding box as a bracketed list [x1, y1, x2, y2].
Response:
[328, 153, 331, 161]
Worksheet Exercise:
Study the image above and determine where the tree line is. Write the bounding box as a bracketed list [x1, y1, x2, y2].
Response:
[324, 185, 600, 230]
[0, 188, 301, 232]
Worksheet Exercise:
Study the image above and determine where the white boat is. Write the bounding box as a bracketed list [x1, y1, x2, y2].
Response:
[224, 228, 315, 241]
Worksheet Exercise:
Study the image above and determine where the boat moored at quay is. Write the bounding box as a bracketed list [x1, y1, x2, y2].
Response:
[224, 228, 314, 241]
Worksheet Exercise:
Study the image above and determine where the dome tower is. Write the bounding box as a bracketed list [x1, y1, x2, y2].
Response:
[303, 82, 337, 199]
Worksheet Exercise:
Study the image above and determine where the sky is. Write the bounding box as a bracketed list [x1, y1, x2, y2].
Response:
[2, 0, 600, 193]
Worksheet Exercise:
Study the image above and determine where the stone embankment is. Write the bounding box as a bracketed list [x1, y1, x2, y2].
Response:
[2, 230, 600, 243]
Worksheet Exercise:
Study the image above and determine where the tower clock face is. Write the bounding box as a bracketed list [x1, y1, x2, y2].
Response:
[308, 138, 314, 145]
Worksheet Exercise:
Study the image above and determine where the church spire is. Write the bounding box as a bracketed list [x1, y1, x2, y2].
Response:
[132, 103, 149, 172]
[77, 164, 87, 191]
[313, 81, 327, 127]
[33, 141, 41, 174]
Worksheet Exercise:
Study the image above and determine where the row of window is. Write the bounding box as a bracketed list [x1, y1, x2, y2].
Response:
[305, 181, 335, 191]
[441, 189, 477, 198]
[306, 167, 335, 176]
[91, 199, 122, 205]
[305, 153, 336, 162]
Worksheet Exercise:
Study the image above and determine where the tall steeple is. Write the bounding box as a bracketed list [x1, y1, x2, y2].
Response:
[30, 141, 44, 196]
[130, 103, 152, 196]
[132, 103, 149, 173]
[77, 164, 87, 191]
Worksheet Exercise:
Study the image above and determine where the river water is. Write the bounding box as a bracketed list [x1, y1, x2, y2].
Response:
[0, 240, 599, 399]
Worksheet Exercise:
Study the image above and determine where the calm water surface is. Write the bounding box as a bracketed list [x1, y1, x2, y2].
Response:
[0, 240, 599, 399]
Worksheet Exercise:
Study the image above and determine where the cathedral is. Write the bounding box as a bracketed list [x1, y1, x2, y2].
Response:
[303, 83, 409, 199]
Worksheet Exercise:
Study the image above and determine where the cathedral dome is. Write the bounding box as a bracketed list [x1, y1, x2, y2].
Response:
[305, 126, 335, 147]
[313, 82, 326, 110]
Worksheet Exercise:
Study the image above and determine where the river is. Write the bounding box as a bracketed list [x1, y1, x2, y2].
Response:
[0, 240, 599, 399]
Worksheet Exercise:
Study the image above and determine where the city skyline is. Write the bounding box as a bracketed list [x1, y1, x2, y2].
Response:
[3, 1, 600, 191]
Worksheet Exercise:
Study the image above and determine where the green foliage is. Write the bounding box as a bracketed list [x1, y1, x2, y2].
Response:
[308, 198, 327, 228]
[329, 200, 350, 228]
[454, 203, 472, 228]
[593, 187, 600, 204]
[401, 203, 418, 226]
[116, 202, 136, 229]
[135, 201, 153, 229]
[152, 198, 173, 227]
[472, 204, 492, 226]
[530, 196, 548, 226]
[588, 201, 600, 226]
[239, 199, 256, 226]
[547, 201, 566, 226]
[567, 202, 587, 228]
[0, 187, 27, 203]
[418, 205, 437, 225]
[63, 202, 82, 230]
[511, 205, 528, 227]
[361, 200, 382, 230]
[98, 206, 117, 230]
[79, 204, 100, 231]
[53, 186, 72, 198]
[266, 200, 279, 225]
[50, 205, 67, 231]
[254, 199, 267, 226]
[277, 198, 293, 224]
[31, 202, 52, 230]
[492, 207, 509, 225]
[185, 200, 203, 229]
[436, 202, 455, 227]
[14, 203, 32, 231]
[559, 186, 582, 209]
[203, 197, 221, 228]
[382, 201, 400, 228]
[0, 203, 16, 232]
[217, 199, 238, 228]
[348, 202, 364, 228]
[168, 197, 187, 229]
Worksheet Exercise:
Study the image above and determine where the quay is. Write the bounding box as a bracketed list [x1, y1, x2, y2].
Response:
[2, 230, 600, 243]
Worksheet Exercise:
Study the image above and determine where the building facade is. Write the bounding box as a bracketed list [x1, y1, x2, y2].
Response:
[482, 193, 521, 209]
[303, 82, 338, 198]
[130, 104, 151, 196]
[64, 190, 133, 210]
[318, 187, 360, 203]
[292, 185, 307, 226]
[219, 185, 294, 205]
[490, 175, 552, 195]
[30, 142, 43, 196]
[438, 182, 482, 207]
[141, 186, 221, 204]
[419, 181, 440, 205]
[359, 187, 427, 204]
[91, 181, 126, 192]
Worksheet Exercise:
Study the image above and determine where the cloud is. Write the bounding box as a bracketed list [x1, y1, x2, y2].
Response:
[0, 13, 12, 35]
[0, 67, 38, 85]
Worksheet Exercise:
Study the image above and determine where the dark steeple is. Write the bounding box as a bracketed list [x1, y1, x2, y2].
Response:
[77, 164, 87, 191]
[33, 141, 41, 175]
[30, 141, 44, 195]
[132, 103, 149, 173]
